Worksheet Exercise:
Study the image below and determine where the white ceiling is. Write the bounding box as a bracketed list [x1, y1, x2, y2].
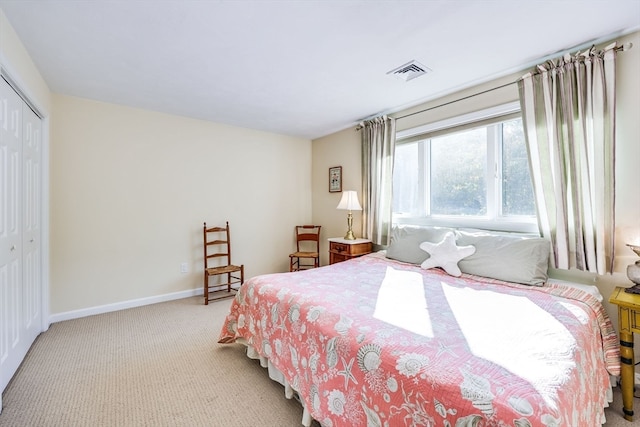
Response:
[1, 1, 638, 140]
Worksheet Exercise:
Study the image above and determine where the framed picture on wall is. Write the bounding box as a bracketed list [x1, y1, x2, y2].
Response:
[329, 166, 342, 193]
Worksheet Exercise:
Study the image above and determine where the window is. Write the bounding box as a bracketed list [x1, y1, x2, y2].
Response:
[393, 103, 537, 233]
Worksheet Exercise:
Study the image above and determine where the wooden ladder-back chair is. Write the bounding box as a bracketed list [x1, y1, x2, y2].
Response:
[203, 221, 244, 304]
[289, 225, 321, 272]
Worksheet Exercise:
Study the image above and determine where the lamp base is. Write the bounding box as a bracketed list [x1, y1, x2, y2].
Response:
[343, 211, 356, 240]
[624, 283, 640, 295]
[627, 260, 640, 284]
[343, 230, 356, 240]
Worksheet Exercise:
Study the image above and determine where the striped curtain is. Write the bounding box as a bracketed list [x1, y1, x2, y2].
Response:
[361, 116, 396, 246]
[518, 43, 617, 274]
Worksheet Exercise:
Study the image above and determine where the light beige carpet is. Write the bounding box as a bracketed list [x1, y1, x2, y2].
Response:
[0, 296, 636, 426]
[0, 297, 307, 426]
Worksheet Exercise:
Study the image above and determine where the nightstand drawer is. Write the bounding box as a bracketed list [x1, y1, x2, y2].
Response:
[619, 306, 640, 334]
[331, 242, 349, 254]
[328, 238, 372, 265]
[632, 308, 640, 333]
[611, 288, 640, 334]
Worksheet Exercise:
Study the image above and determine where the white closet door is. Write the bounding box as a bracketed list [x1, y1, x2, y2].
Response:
[21, 102, 42, 350]
[0, 77, 23, 393]
[0, 77, 42, 394]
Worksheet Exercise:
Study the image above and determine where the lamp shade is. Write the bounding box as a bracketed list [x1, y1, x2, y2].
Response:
[628, 243, 640, 257]
[336, 191, 362, 211]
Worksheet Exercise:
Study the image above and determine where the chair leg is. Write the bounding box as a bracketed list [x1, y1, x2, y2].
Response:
[204, 273, 209, 305]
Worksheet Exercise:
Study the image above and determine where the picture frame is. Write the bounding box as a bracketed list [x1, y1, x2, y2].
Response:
[329, 166, 342, 193]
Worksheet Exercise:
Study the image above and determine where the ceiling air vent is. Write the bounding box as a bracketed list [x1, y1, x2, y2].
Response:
[387, 60, 431, 82]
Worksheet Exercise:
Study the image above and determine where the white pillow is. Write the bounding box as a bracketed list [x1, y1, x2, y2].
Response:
[455, 230, 550, 286]
[419, 232, 476, 277]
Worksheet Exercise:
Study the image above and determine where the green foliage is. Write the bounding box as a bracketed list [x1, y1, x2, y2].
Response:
[502, 120, 535, 215]
[431, 128, 487, 215]
[392, 118, 536, 219]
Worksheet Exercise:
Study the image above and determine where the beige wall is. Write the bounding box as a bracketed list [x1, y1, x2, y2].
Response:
[312, 127, 362, 266]
[312, 31, 640, 338]
[51, 95, 311, 314]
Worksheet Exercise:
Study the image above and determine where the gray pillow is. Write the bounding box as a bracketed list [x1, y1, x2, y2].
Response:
[386, 226, 453, 265]
[455, 230, 550, 286]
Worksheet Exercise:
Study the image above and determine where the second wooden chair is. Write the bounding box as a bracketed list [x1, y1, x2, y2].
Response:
[289, 225, 321, 272]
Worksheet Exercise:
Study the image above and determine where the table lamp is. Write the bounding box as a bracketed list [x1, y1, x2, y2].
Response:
[625, 243, 640, 294]
[336, 191, 362, 240]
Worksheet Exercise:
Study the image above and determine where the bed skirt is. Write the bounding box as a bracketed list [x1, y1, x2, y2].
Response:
[236, 338, 314, 427]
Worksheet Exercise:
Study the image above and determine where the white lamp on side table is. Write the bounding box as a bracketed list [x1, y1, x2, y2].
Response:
[336, 190, 362, 240]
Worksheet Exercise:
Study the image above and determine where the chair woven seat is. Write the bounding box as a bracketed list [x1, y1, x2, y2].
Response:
[289, 251, 319, 258]
[206, 265, 242, 275]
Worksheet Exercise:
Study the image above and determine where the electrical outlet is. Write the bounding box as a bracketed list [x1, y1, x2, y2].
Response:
[636, 372, 640, 386]
[180, 262, 188, 273]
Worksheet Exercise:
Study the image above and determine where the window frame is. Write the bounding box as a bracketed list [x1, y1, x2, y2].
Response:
[393, 102, 538, 234]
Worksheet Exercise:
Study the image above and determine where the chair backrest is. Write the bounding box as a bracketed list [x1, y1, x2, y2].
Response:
[203, 221, 233, 269]
[295, 225, 321, 253]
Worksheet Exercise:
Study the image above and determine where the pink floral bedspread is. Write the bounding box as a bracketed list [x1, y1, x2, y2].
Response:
[218, 253, 620, 427]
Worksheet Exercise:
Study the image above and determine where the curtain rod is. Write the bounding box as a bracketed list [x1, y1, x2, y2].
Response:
[357, 42, 632, 127]
[394, 81, 517, 121]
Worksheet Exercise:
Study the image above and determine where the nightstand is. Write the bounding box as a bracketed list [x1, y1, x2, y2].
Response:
[328, 238, 372, 265]
[609, 286, 640, 421]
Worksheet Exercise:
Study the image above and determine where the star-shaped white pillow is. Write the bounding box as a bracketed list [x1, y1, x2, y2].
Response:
[419, 232, 475, 277]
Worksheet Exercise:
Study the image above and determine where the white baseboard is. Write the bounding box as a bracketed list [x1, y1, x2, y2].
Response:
[49, 288, 204, 324]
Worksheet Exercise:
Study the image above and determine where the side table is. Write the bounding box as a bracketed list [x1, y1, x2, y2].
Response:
[609, 286, 640, 421]
[328, 238, 372, 265]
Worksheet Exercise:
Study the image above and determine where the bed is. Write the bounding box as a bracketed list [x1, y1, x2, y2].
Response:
[218, 228, 620, 427]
